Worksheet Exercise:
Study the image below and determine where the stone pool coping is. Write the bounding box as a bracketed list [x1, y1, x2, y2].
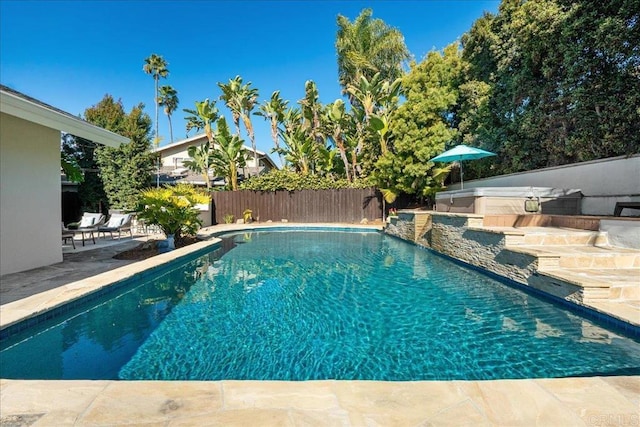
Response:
[0, 239, 221, 331]
[1, 223, 638, 425]
[1, 376, 638, 425]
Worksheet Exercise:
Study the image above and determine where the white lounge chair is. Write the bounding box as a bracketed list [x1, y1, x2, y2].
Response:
[68, 212, 105, 246]
[98, 213, 133, 239]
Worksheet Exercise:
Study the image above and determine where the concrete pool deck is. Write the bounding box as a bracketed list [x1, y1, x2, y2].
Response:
[1, 223, 639, 426]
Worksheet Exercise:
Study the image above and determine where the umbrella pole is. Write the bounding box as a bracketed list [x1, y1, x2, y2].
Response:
[460, 161, 464, 189]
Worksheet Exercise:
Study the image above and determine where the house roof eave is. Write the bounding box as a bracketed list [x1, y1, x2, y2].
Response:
[0, 85, 129, 147]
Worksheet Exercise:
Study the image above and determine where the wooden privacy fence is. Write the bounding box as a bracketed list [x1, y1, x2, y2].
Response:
[211, 188, 382, 224]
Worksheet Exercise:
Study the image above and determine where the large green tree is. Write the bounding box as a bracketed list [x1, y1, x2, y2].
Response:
[377, 43, 465, 200]
[84, 95, 154, 210]
[461, 0, 640, 177]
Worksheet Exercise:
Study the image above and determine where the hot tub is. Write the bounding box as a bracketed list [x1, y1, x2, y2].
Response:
[435, 187, 582, 215]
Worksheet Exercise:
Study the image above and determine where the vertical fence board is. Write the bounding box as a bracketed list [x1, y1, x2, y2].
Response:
[211, 188, 382, 225]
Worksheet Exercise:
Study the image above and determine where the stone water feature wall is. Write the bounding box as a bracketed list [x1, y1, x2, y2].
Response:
[429, 213, 539, 286]
[385, 211, 539, 287]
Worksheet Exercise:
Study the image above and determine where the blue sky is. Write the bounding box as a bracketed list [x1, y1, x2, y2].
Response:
[1, 0, 498, 159]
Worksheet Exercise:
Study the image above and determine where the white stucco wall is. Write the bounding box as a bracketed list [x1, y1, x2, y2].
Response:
[160, 145, 192, 168]
[1, 113, 62, 275]
[450, 155, 640, 215]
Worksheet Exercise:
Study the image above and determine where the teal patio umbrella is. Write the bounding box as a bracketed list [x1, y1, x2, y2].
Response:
[430, 144, 496, 189]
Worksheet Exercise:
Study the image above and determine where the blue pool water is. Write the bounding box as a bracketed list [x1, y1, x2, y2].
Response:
[1, 230, 639, 380]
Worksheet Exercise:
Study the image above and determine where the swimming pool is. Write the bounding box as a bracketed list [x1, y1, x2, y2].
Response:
[1, 229, 639, 380]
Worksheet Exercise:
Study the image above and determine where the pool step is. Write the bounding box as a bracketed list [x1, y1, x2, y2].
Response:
[476, 227, 610, 247]
[535, 268, 640, 303]
[508, 245, 640, 270]
[476, 225, 640, 304]
[521, 231, 609, 246]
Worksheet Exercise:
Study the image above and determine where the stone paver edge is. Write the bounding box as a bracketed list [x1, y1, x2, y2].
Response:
[0, 239, 221, 331]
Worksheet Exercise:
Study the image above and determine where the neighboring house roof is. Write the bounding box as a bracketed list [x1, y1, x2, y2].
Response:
[153, 133, 278, 169]
[0, 84, 129, 147]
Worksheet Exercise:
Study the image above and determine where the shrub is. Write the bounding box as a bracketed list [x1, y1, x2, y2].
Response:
[240, 169, 373, 191]
[136, 184, 210, 240]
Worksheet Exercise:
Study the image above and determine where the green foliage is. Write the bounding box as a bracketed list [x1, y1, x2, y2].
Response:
[158, 85, 179, 143]
[135, 184, 209, 239]
[240, 169, 372, 191]
[184, 98, 219, 142]
[60, 150, 84, 183]
[256, 90, 289, 165]
[336, 8, 410, 95]
[377, 43, 462, 199]
[223, 213, 235, 224]
[183, 98, 219, 189]
[62, 134, 107, 212]
[184, 100, 246, 191]
[211, 117, 247, 190]
[460, 0, 640, 177]
[85, 95, 155, 210]
[184, 144, 215, 189]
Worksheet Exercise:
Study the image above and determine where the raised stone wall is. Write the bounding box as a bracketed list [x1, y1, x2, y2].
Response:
[385, 211, 431, 248]
[429, 214, 538, 286]
[384, 211, 583, 303]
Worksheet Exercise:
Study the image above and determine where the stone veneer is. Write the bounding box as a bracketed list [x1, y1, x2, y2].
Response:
[385, 211, 584, 303]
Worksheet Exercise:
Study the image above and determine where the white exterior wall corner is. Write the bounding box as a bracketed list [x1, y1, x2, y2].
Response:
[1, 113, 62, 275]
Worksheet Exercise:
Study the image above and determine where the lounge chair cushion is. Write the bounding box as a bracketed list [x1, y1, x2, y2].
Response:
[105, 214, 128, 228]
[79, 216, 96, 228]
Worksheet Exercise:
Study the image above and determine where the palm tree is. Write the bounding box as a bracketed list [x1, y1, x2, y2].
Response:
[238, 81, 259, 176]
[220, 76, 259, 176]
[184, 98, 219, 145]
[211, 117, 247, 191]
[142, 54, 169, 145]
[256, 91, 288, 166]
[184, 99, 220, 189]
[323, 99, 353, 182]
[348, 73, 402, 155]
[143, 53, 169, 187]
[277, 126, 316, 175]
[336, 8, 409, 96]
[218, 76, 244, 136]
[158, 85, 179, 143]
[298, 80, 325, 146]
[276, 106, 321, 176]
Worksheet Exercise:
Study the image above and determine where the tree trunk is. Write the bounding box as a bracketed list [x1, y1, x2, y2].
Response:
[168, 114, 174, 143]
[155, 76, 160, 188]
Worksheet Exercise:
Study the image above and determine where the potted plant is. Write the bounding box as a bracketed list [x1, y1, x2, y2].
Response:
[243, 209, 253, 224]
[135, 184, 210, 249]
